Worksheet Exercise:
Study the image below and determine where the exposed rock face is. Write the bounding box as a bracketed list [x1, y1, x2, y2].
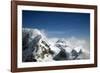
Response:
[22, 28, 54, 62]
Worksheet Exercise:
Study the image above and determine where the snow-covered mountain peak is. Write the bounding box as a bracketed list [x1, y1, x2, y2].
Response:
[56, 39, 68, 47]
[56, 39, 66, 43]
[22, 28, 90, 62]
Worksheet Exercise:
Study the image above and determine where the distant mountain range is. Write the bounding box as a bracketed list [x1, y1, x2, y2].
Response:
[22, 28, 89, 62]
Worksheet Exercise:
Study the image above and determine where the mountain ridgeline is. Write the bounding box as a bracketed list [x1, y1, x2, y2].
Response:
[22, 28, 89, 62]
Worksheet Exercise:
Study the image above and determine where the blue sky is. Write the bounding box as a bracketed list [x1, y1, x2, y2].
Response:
[22, 10, 90, 39]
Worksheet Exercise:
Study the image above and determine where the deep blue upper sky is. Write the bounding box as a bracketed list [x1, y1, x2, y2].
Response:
[22, 10, 90, 39]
